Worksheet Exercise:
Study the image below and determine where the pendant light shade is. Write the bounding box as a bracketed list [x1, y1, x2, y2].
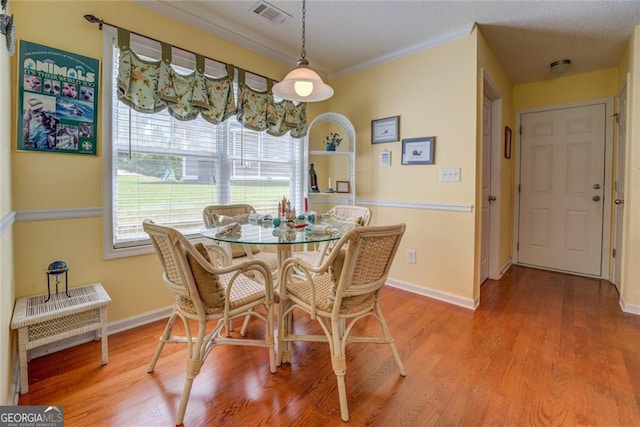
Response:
[272, 0, 333, 103]
[273, 58, 333, 102]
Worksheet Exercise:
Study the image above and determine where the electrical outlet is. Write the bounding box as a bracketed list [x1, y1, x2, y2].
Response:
[439, 167, 461, 182]
[407, 249, 416, 264]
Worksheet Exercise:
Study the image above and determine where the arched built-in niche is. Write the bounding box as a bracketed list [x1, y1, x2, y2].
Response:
[304, 113, 356, 211]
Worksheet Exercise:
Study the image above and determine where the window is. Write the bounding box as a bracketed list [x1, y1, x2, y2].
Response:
[102, 29, 304, 258]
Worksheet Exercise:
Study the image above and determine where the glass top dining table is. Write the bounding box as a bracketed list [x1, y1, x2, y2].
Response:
[200, 222, 344, 268]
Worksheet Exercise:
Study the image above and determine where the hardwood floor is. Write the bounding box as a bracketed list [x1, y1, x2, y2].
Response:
[18, 266, 640, 426]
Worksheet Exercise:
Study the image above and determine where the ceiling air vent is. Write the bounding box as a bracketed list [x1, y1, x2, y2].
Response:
[250, 1, 291, 24]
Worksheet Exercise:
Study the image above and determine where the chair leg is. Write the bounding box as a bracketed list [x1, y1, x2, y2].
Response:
[148, 310, 178, 373]
[375, 302, 406, 376]
[276, 300, 292, 366]
[388, 341, 406, 376]
[175, 356, 204, 425]
[266, 304, 276, 373]
[331, 354, 349, 422]
[175, 375, 194, 425]
[240, 311, 252, 337]
[329, 317, 350, 421]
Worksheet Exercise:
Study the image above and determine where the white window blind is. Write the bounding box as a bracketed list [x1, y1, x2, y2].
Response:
[102, 28, 303, 257]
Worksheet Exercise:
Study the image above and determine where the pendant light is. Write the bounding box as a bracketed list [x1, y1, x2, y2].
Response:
[272, 0, 333, 102]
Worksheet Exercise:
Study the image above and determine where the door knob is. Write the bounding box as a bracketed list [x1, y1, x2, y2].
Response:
[488, 195, 496, 202]
[592, 195, 601, 202]
[615, 199, 624, 205]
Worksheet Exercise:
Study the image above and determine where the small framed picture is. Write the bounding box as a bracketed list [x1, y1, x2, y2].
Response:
[402, 137, 435, 165]
[336, 181, 350, 193]
[504, 126, 512, 159]
[371, 116, 400, 144]
[380, 150, 392, 167]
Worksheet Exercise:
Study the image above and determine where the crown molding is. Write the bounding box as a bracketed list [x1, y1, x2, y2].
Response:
[329, 22, 476, 79]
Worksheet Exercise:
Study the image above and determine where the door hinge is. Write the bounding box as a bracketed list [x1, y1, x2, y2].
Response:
[613, 112, 620, 124]
[517, 242, 519, 251]
[612, 248, 616, 258]
[518, 184, 521, 193]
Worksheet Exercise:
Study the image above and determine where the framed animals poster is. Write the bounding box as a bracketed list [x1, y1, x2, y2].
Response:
[17, 40, 99, 155]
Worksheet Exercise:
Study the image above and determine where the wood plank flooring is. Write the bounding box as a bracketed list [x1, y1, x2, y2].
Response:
[18, 266, 640, 426]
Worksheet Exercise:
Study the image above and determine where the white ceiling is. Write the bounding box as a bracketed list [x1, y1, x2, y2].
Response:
[135, 0, 640, 85]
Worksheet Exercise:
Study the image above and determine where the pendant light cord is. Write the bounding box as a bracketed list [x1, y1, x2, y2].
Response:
[300, 0, 306, 60]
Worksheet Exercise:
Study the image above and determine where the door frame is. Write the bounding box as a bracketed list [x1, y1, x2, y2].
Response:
[482, 73, 503, 280]
[612, 77, 629, 287]
[512, 98, 614, 278]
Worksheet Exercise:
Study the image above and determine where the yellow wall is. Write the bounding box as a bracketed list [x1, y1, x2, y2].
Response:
[513, 68, 618, 111]
[621, 26, 640, 306]
[0, 0, 15, 403]
[9, 0, 297, 323]
[327, 32, 479, 302]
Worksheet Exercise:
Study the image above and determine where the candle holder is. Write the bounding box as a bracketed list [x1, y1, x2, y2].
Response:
[45, 260, 70, 302]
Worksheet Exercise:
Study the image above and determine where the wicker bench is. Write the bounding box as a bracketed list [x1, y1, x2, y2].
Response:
[10, 282, 111, 394]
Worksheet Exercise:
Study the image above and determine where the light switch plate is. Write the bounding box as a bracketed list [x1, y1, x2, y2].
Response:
[439, 167, 461, 182]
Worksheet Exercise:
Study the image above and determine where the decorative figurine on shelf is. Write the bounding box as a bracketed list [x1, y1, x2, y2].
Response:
[45, 260, 70, 302]
[309, 163, 320, 193]
[323, 132, 342, 152]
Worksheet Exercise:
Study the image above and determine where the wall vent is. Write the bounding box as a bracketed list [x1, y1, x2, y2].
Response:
[250, 1, 291, 24]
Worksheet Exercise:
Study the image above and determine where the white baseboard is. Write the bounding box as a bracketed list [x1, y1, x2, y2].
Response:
[386, 277, 477, 310]
[500, 259, 512, 276]
[620, 296, 640, 316]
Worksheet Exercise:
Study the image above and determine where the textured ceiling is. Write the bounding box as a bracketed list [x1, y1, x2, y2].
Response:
[135, 0, 640, 85]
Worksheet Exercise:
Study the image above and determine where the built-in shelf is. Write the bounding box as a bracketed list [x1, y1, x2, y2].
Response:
[304, 113, 356, 212]
[309, 150, 353, 157]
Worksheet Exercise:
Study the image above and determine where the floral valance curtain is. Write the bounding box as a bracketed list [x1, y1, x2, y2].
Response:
[116, 28, 307, 137]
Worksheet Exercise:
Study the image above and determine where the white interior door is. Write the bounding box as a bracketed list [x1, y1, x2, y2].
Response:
[613, 85, 627, 287]
[518, 103, 606, 276]
[480, 95, 492, 282]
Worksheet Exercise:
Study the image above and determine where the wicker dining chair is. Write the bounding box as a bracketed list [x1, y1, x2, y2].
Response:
[203, 204, 280, 335]
[295, 205, 372, 267]
[202, 204, 279, 273]
[277, 223, 406, 421]
[326, 205, 372, 227]
[143, 219, 276, 426]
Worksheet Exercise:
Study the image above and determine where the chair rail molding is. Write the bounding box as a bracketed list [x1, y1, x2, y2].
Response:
[357, 199, 473, 213]
[15, 207, 103, 222]
[1, 210, 16, 236]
